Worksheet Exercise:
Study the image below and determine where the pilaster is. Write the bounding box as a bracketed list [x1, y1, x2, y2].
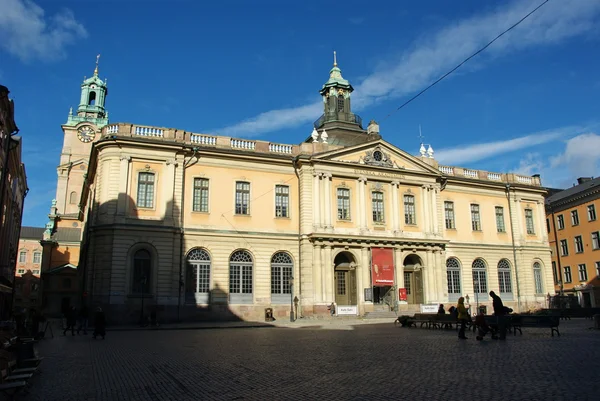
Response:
[361, 246, 371, 304]
[312, 171, 321, 230]
[323, 173, 333, 231]
[421, 185, 430, 234]
[324, 245, 333, 302]
[391, 181, 400, 235]
[116, 155, 130, 215]
[313, 243, 322, 303]
[358, 176, 367, 232]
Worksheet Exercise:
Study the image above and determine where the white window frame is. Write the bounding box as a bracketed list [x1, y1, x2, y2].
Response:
[578, 264, 587, 282]
[372, 191, 384, 223]
[229, 250, 253, 304]
[472, 258, 488, 296]
[498, 259, 513, 299]
[33, 252, 41, 264]
[275, 185, 290, 218]
[496, 206, 506, 233]
[564, 266, 572, 283]
[560, 239, 569, 256]
[557, 215, 564, 230]
[533, 262, 543, 294]
[444, 201, 455, 229]
[446, 258, 461, 301]
[571, 210, 579, 226]
[404, 194, 416, 225]
[471, 204, 481, 231]
[525, 209, 535, 235]
[271, 252, 293, 304]
[592, 231, 600, 250]
[588, 204, 597, 221]
[235, 181, 251, 215]
[136, 172, 155, 209]
[18, 250, 27, 264]
[337, 188, 351, 221]
[574, 235, 584, 253]
[192, 177, 210, 213]
[186, 248, 211, 304]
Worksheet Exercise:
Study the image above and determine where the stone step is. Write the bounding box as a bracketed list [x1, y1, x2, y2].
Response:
[363, 311, 398, 319]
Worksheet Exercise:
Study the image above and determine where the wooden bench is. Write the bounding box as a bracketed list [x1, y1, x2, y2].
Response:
[411, 313, 439, 328]
[511, 315, 560, 337]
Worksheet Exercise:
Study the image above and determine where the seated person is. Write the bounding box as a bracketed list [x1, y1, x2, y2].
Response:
[475, 312, 498, 341]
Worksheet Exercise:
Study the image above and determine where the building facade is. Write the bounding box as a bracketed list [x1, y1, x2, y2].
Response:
[52, 59, 553, 323]
[0, 85, 28, 320]
[546, 177, 600, 307]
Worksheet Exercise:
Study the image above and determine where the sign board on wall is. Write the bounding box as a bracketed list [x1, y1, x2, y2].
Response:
[420, 304, 439, 313]
[371, 248, 394, 287]
[398, 288, 407, 301]
[337, 305, 358, 315]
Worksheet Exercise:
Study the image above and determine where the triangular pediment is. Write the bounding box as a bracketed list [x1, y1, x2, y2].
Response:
[312, 139, 440, 175]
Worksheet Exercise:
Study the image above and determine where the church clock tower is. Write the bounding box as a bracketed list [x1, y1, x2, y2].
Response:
[313, 52, 379, 146]
[54, 55, 109, 218]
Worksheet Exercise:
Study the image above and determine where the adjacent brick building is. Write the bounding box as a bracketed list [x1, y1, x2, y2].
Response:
[546, 177, 600, 307]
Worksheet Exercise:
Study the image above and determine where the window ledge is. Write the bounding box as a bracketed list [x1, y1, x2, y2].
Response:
[191, 211, 210, 215]
[234, 214, 251, 217]
[274, 216, 291, 220]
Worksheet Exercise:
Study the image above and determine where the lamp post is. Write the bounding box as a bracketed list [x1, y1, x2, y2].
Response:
[474, 278, 480, 315]
[139, 275, 147, 327]
[289, 276, 295, 322]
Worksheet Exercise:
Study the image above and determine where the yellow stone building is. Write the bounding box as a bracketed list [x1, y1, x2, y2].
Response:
[48, 58, 553, 323]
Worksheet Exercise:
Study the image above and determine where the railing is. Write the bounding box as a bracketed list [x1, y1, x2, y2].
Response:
[107, 125, 119, 134]
[312, 112, 363, 129]
[230, 139, 255, 150]
[190, 134, 217, 146]
[134, 126, 164, 137]
[269, 143, 293, 154]
[439, 166, 454, 175]
[516, 175, 533, 184]
[487, 172, 502, 181]
[463, 169, 478, 179]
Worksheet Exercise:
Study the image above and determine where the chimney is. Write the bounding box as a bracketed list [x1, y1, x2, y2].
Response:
[577, 177, 592, 185]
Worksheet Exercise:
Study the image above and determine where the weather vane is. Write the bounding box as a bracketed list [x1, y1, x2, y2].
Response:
[418, 124, 424, 144]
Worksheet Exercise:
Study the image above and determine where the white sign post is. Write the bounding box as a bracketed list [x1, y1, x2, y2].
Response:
[420, 304, 439, 313]
[336, 305, 358, 315]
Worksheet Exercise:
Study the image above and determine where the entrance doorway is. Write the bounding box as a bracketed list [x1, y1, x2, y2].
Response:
[334, 252, 357, 305]
[403, 255, 424, 304]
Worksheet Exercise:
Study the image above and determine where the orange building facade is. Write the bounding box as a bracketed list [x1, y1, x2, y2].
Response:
[546, 177, 600, 307]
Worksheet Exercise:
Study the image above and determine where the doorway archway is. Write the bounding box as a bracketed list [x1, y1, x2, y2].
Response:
[403, 254, 424, 304]
[334, 251, 357, 305]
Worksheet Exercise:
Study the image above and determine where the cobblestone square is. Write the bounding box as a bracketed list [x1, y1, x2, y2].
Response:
[20, 319, 600, 401]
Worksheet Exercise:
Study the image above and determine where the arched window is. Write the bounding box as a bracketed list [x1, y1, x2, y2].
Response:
[88, 91, 96, 105]
[472, 258, 488, 296]
[446, 258, 461, 301]
[186, 248, 211, 304]
[271, 252, 293, 304]
[132, 249, 152, 294]
[497, 259, 513, 298]
[229, 250, 253, 304]
[337, 95, 345, 112]
[69, 191, 78, 205]
[533, 262, 544, 294]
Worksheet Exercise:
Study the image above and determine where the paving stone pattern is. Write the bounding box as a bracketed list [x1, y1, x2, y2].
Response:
[21, 319, 600, 401]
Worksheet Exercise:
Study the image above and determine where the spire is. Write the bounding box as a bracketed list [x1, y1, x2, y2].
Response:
[94, 54, 100, 76]
[333, 50, 337, 67]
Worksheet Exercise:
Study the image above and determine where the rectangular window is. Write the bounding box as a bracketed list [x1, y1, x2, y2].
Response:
[337, 188, 351, 220]
[557, 215, 564, 230]
[137, 172, 155, 208]
[472, 270, 487, 294]
[275, 185, 289, 218]
[525, 209, 535, 235]
[444, 201, 455, 229]
[372, 191, 384, 223]
[578, 264, 588, 282]
[498, 271, 512, 294]
[552, 261, 558, 285]
[18, 251, 26, 263]
[533, 265, 543, 294]
[271, 265, 292, 295]
[496, 206, 505, 233]
[574, 235, 584, 253]
[446, 270, 461, 295]
[17, 269, 25, 274]
[471, 204, 481, 231]
[336, 271, 346, 295]
[235, 181, 250, 215]
[564, 266, 572, 283]
[546, 218, 550, 233]
[33, 270, 40, 275]
[588, 204, 597, 221]
[571, 210, 579, 226]
[592, 231, 600, 250]
[192, 178, 209, 212]
[560, 239, 569, 256]
[596, 261, 600, 277]
[404, 195, 416, 225]
[33, 252, 41, 264]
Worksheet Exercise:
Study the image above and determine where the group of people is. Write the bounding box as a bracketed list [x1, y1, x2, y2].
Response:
[63, 305, 106, 339]
[438, 291, 509, 341]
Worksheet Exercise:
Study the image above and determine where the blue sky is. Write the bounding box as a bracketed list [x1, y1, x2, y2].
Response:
[1, 0, 600, 228]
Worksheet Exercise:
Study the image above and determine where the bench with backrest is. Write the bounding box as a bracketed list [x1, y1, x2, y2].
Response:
[432, 314, 458, 329]
[511, 314, 560, 337]
[411, 313, 439, 328]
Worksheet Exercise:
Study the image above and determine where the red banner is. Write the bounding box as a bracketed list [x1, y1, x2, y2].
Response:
[371, 248, 394, 287]
[398, 288, 407, 301]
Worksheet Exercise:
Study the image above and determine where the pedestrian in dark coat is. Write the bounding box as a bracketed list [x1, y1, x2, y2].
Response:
[93, 307, 106, 340]
[490, 291, 507, 340]
[63, 306, 76, 336]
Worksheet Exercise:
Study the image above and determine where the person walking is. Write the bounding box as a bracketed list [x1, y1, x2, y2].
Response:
[77, 304, 89, 335]
[93, 307, 106, 340]
[490, 291, 507, 340]
[63, 306, 76, 336]
[457, 297, 469, 340]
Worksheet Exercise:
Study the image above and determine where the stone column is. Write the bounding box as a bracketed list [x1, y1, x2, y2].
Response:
[313, 171, 321, 230]
[323, 173, 333, 231]
[536, 200, 547, 242]
[117, 155, 131, 215]
[514, 196, 524, 242]
[323, 245, 333, 302]
[391, 181, 400, 234]
[436, 250, 446, 301]
[395, 247, 404, 306]
[313, 243, 322, 303]
[431, 185, 439, 235]
[361, 246, 371, 304]
[421, 185, 430, 233]
[358, 176, 367, 232]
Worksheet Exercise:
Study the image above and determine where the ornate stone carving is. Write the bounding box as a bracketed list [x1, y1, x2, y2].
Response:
[363, 146, 393, 168]
[166, 159, 178, 166]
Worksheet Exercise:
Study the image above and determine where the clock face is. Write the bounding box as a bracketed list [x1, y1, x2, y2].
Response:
[77, 126, 95, 143]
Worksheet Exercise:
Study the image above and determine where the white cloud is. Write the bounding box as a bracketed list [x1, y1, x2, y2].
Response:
[218, 0, 600, 136]
[511, 132, 600, 188]
[434, 125, 585, 165]
[0, 0, 87, 62]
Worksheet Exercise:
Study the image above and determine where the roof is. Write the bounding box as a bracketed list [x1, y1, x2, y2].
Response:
[52, 227, 82, 243]
[20, 226, 45, 240]
[45, 263, 77, 274]
[545, 176, 600, 206]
